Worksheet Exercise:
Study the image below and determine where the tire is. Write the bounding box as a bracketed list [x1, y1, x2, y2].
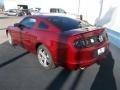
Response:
[7, 32, 14, 46]
[37, 45, 55, 69]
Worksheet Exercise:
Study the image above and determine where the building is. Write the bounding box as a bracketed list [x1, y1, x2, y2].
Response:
[2, 0, 120, 48]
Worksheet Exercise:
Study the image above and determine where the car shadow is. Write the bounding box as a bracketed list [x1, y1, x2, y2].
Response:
[46, 69, 84, 90]
[46, 69, 72, 90]
[90, 52, 117, 90]
[0, 51, 29, 68]
[69, 70, 84, 90]
[0, 42, 29, 68]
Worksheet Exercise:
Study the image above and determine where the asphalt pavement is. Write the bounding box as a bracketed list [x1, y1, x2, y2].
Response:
[0, 40, 120, 90]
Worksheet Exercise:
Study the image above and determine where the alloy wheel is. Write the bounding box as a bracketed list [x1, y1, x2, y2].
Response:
[38, 48, 51, 68]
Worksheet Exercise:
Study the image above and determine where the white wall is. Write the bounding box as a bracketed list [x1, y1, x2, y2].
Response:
[79, 0, 101, 25]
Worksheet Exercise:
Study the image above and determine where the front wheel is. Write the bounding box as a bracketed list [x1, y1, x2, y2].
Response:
[7, 32, 14, 45]
[37, 45, 55, 69]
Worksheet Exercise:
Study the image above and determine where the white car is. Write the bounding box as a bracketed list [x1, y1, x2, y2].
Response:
[4, 9, 17, 16]
[31, 8, 77, 19]
[30, 9, 41, 15]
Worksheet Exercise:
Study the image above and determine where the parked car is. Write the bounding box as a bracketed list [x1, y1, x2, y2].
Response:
[31, 8, 76, 18]
[17, 9, 31, 16]
[30, 8, 41, 15]
[6, 15, 109, 70]
[4, 9, 18, 16]
[30, 9, 41, 15]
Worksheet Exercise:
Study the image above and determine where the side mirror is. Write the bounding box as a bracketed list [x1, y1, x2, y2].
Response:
[14, 23, 25, 30]
[14, 23, 20, 27]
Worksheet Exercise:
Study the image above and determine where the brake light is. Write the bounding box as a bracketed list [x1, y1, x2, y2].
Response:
[74, 32, 108, 48]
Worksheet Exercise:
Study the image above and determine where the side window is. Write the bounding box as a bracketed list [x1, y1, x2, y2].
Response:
[38, 22, 48, 29]
[50, 8, 56, 13]
[58, 9, 66, 13]
[50, 8, 59, 13]
[20, 17, 36, 29]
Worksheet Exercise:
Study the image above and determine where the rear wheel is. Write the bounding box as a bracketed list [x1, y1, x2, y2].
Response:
[37, 45, 55, 69]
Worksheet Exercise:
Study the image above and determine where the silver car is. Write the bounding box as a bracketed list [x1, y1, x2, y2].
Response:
[4, 9, 17, 16]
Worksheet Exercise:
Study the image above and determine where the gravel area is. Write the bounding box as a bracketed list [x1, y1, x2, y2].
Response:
[0, 14, 23, 44]
[0, 14, 24, 30]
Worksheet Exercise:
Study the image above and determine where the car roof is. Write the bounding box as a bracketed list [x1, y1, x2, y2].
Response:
[35, 14, 65, 18]
[31, 14, 78, 20]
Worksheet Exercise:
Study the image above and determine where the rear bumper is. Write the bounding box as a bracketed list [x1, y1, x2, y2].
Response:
[65, 50, 109, 70]
[64, 41, 110, 70]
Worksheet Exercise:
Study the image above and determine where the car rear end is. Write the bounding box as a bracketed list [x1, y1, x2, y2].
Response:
[45, 16, 109, 70]
[65, 28, 109, 70]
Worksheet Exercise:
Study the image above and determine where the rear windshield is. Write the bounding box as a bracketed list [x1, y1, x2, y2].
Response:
[46, 16, 91, 31]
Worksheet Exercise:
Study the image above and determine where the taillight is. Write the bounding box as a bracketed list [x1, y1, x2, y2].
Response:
[74, 32, 108, 48]
[74, 39, 86, 48]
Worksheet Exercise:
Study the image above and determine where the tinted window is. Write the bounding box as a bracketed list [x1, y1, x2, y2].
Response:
[50, 8, 59, 13]
[9, 10, 15, 13]
[38, 22, 48, 29]
[47, 17, 80, 31]
[20, 17, 36, 29]
[47, 16, 91, 31]
[58, 9, 66, 13]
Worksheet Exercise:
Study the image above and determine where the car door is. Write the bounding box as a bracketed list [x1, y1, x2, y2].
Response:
[19, 17, 37, 51]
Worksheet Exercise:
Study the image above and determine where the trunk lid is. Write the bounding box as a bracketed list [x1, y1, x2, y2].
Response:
[63, 26, 105, 36]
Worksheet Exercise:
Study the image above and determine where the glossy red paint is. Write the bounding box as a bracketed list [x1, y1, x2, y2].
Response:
[6, 15, 109, 70]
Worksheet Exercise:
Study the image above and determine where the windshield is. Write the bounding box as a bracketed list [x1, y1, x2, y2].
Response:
[46, 16, 91, 31]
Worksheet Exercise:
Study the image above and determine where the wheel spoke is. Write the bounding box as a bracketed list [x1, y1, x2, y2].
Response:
[38, 48, 50, 67]
[39, 49, 46, 59]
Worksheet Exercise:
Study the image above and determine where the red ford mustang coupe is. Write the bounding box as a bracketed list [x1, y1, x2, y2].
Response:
[6, 15, 109, 70]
